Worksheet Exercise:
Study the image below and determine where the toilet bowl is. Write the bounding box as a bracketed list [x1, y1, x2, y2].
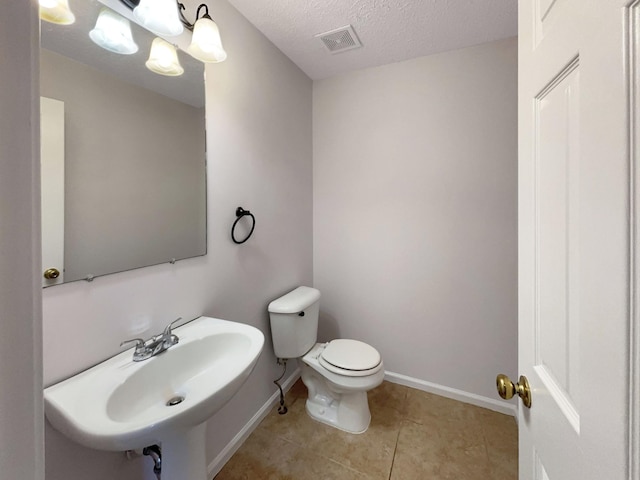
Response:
[300, 341, 384, 433]
[268, 286, 384, 433]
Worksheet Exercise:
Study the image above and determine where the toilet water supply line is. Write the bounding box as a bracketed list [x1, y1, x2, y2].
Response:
[274, 358, 288, 414]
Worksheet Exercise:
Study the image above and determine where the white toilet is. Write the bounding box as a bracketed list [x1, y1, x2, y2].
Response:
[268, 286, 384, 433]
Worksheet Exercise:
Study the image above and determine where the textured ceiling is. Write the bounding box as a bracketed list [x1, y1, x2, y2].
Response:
[224, 0, 518, 80]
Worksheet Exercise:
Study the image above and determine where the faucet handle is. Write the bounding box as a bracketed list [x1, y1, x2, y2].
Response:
[163, 317, 183, 336]
[120, 338, 146, 350]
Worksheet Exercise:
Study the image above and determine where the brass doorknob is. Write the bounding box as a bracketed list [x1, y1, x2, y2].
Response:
[496, 373, 532, 408]
[43, 268, 60, 279]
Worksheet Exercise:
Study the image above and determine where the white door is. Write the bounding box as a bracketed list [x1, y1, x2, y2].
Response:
[517, 0, 637, 479]
[40, 96, 65, 286]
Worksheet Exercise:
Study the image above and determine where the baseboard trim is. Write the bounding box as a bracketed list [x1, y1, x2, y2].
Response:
[207, 368, 301, 478]
[384, 371, 517, 418]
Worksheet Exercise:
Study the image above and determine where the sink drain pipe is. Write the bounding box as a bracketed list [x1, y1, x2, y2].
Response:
[143, 445, 162, 480]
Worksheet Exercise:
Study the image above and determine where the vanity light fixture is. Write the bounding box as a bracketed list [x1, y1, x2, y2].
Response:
[89, 8, 139, 55]
[117, 0, 228, 63]
[133, 0, 184, 37]
[179, 4, 227, 63]
[145, 37, 184, 76]
[39, 0, 76, 25]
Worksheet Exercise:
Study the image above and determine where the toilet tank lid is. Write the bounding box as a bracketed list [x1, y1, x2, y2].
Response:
[268, 286, 321, 313]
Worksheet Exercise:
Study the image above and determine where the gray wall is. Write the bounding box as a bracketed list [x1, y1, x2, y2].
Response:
[0, 1, 44, 479]
[42, 0, 312, 478]
[40, 49, 206, 282]
[313, 37, 518, 401]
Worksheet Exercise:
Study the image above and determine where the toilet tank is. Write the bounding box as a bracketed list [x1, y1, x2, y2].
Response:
[268, 286, 320, 359]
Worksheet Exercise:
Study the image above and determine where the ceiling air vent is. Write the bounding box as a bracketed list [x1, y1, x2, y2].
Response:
[315, 25, 362, 54]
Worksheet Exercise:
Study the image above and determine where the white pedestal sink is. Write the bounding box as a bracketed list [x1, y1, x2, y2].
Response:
[44, 316, 264, 480]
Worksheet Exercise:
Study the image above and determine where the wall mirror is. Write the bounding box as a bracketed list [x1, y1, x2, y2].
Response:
[40, 0, 207, 287]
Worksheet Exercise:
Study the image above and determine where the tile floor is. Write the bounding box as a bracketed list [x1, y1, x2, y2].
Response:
[215, 379, 518, 480]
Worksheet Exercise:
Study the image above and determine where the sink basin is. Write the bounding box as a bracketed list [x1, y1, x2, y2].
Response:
[44, 316, 264, 456]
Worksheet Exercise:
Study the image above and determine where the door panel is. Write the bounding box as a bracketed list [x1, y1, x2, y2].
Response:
[535, 60, 581, 429]
[537, 0, 557, 21]
[535, 452, 551, 480]
[534, 0, 564, 46]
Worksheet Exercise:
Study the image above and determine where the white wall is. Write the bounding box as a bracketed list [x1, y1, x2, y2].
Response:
[0, 1, 44, 479]
[42, 0, 312, 478]
[313, 37, 518, 401]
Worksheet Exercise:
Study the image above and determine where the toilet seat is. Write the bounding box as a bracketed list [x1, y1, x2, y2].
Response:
[318, 339, 382, 377]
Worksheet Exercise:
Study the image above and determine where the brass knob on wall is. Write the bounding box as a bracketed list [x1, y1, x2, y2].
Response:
[496, 373, 532, 408]
[43, 268, 60, 279]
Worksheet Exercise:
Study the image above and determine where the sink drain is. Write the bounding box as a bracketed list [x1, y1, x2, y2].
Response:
[166, 396, 185, 406]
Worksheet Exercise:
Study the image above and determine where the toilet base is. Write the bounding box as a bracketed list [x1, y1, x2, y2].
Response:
[304, 391, 371, 434]
[299, 354, 384, 434]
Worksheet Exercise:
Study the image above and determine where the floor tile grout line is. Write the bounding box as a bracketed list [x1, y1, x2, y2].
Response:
[387, 418, 404, 480]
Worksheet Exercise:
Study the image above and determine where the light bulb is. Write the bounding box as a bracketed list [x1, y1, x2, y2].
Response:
[89, 8, 138, 55]
[39, 0, 75, 25]
[134, 0, 184, 37]
[187, 16, 227, 63]
[145, 38, 184, 76]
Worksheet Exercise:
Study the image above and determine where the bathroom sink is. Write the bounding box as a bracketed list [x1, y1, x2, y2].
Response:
[44, 316, 264, 453]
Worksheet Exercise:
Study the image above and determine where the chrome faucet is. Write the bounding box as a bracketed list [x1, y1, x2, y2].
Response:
[120, 317, 182, 362]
